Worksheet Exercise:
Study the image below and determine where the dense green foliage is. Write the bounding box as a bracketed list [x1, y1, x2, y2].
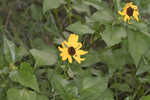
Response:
[1, 0, 150, 100]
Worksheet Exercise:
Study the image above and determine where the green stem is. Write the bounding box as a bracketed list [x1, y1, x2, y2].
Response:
[52, 9, 63, 30]
[65, 0, 72, 24]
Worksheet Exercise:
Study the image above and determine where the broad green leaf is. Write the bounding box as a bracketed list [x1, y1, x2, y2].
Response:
[31, 38, 50, 50]
[140, 95, 150, 100]
[128, 30, 150, 66]
[97, 89, 114, 100]
[81, 49, 101, 67]
[144, 4, 150, 14]
[16, 46, 28, 61]
[36, 94, 49, 100]
[138, 75, 150, 84]
[87, 9, 114, 24]
[72, 0, 90, 14]
[51, 74, 74, 100]
[137, 49, 150, 75]
[140, 0, 150, 14]
[82, 76, 108, 90]
[3, 36, 28, 64]
[43, 0, 64, 13]
[111, 83, 131, 92]
[136, 58, 150, 75]
[7, 88, 36, 100]
[101, 25, 127, 47]
[30, 48, 57, 66]
[31, 4, 42, 21]
[66, 21, 94, 34]
[84, 0, 107, 10]
[79, 75, 108, 100]
[136, 64, 150, 75]
[3, 36, 16, 63]
[100, 43, 132, 75]
[128, 22, 150, 37]
[9, 62, 39, 92]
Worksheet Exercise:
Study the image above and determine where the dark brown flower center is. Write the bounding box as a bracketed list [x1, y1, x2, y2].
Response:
[126, 7, 133, 17]
[68, 47, 76, 56]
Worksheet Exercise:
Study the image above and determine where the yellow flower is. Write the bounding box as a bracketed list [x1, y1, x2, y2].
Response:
[58, 34, 88, 64]
[118, 2, 139, 24]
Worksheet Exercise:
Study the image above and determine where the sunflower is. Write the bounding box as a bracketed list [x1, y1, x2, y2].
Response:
[118, 2, 139, 24]
[58, 34, 88, 64]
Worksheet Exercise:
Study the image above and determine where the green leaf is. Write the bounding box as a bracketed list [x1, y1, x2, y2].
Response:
[16, 46, 28, 61]
[111, 83, 131, 92]
[97, 89, 114, 100]
[140, 0, 150, 14]
[99, 42, 132, 75]
[137, 65, 150, 75]
[128, 30, 150, 66]
[9, 62, 39, 92]
[128, 22, 150, 37]
[31, 4, 42, 21]
[66, 21, 94, 35]
[81, 49, 101, 67]
[84, 0, 107, 10]
[79, 75, 109, 100]
[72, 0, 90, 14]
[101, 25, 127, 47]
[43, 0, 64, 13]
[3, 36, 28, 64]
[51, 74, 73, 100]
[36, 94, 49, 100]
[7, 88, 36, 100]
[3, 36, 16, 63]
[31, 38, 50, 50]
[140, 95, 150, 100]
[30, 48, 57, 66]
[138, 75, 150, 84]
[82, 77, 108, 90]
[87, 10, 114, 24]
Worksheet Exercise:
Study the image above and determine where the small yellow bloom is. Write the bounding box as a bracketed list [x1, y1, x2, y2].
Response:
[58, 34, 88, 64]
[118, 2, 139, 24]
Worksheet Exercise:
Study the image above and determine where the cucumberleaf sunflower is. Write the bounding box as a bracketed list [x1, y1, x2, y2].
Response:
[58, 34, 88, 64]
[118, 2, 139, 24]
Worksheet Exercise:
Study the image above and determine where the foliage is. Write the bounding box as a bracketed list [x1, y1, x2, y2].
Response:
[0, 0, 150, 100]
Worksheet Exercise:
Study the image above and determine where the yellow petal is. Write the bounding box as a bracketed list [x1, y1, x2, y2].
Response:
[124, 16, 128, 22]
[73, 55, 85, 64]
[61, 54, 68, 61]
[133, 11, 139, 22]
[77, 50, 88, 55]
[76, 43, 82, 50]
[134, 15, 139, 22]
[133, 11, 139, 16]
[62, 40, 69, 48]
[118, 11, 125, 16]
[68, 34, 78, 44]
[68, 56, 72, 63]
[68, 34, 81, 48]
[58, 46, 63, 51]
[132, 5, 137, 9]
